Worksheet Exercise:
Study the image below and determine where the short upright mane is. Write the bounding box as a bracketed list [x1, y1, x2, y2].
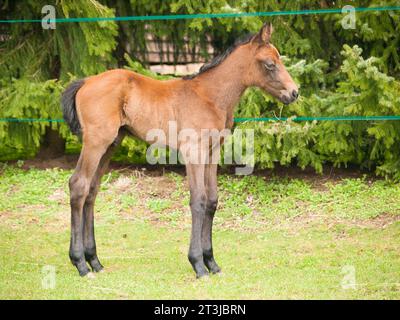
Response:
[183, 33, 255, 80]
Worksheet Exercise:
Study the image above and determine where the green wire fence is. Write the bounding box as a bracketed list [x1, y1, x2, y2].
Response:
[1, 6, 400, 23]
[1, 116, 400, 123]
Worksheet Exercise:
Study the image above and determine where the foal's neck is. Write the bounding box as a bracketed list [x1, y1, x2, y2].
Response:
[193, 47, 250, 123]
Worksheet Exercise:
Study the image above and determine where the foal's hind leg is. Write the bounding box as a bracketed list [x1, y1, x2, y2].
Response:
[69, 131, 119, 276]
[83, 133, 125, 272]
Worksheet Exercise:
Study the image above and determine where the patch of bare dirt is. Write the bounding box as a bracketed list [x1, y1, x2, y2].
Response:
[354, 213, 400, 229]
[284, 211, 400, 233]
[9, 155, 377, 184]
[252, 165, 379, 191]
[112, 176, 133, 192]
[47, 189, 67, 203]
[20, 155, 78, 170]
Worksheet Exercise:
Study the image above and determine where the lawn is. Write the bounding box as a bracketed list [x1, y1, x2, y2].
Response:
[0, 162, 399, 299]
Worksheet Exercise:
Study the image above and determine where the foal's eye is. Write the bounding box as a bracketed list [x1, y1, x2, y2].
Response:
[264, 62, 275, 71]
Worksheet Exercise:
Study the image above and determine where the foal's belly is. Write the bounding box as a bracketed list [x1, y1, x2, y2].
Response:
[123, 97, 178, 148]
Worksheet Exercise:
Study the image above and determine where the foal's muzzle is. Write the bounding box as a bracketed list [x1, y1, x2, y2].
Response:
[280, 88, 299, 105]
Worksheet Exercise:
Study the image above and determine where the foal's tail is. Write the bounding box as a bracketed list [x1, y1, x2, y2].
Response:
[61, 79, 85, 136]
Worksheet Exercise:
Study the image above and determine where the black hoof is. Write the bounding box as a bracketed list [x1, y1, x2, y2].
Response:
[189, 255, 209, 279]
[204, 257, 221, 274]
[71, 258, 90, 277]
[88, 258, 104, 273]
[79, 269, 91, 277]
[92, 264, 104, 273]
[209, 265, 221, 274]
[196, 270, 209, 279]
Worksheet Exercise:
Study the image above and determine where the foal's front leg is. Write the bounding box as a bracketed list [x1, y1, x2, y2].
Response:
[186, 164, 209, 278]
[202, 163, 221, 274]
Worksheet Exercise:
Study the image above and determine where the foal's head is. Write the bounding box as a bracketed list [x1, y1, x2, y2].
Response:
[244, 23, 299, 104]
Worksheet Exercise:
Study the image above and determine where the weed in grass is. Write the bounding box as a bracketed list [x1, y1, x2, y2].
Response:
[146, 199, 172, 213]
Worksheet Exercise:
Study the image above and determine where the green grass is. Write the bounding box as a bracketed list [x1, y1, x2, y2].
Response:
[0, 164, 399, 299]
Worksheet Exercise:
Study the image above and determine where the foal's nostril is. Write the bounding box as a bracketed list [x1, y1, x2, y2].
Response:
[291, 90, 299, 99]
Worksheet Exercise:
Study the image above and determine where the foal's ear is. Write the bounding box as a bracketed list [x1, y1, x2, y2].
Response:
[258, 22, 273, 44]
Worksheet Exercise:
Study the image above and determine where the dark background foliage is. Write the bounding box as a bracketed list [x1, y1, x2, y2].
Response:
[0, 0, 399, 177]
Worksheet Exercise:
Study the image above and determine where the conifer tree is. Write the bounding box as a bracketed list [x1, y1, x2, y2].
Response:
[0, 0, 399, 178]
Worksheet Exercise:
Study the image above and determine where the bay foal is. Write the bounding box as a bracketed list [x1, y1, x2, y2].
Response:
[62, 23, 298, 278]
